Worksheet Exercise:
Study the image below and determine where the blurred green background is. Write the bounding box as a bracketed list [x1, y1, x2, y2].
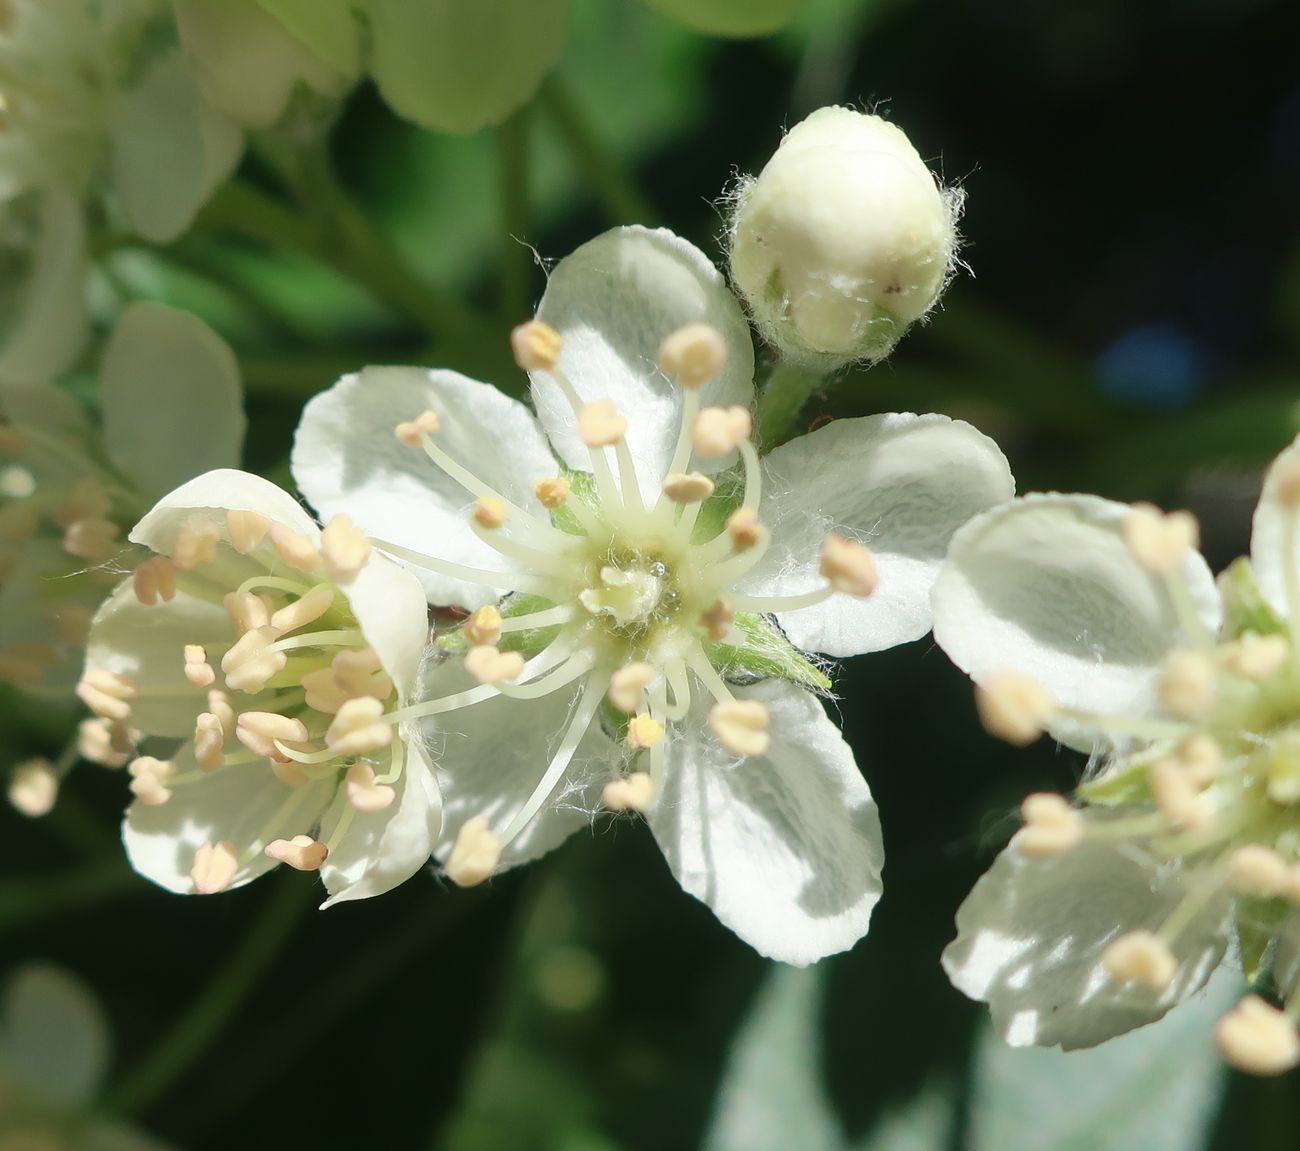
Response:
[6, 0, 1300, 1147]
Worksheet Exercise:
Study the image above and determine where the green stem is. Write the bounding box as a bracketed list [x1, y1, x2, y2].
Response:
[498, 107, 533, 323]
[103, 875, 308, 1117]
[756, 360, 829, 447]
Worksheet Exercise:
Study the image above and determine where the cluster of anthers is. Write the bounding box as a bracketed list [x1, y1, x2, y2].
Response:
[372, 319, 877, 887]
[976, 489, 1300, 1076]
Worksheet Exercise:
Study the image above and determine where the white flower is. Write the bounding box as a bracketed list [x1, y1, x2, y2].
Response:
[933, 439, 1300, 1073]
[0, 965, 179, 1151]
[291, 225, 1014, 963]
[79, 468, 440, 906]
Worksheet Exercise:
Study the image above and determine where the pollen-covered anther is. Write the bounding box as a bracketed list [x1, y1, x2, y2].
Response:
[1177, 732, 1223, 786]
[220, 626, 286, 693]
[608, 662, 655, 713]
[1013, 792, 1084, 858]
[1100, 930, 1177, 991]
[394, 409, 441, 447]
[602, 771, 655, 813]
[236, 711, 309, 758]
[725, 507, 763, 552]
[819, 534, 878, 597]
[1121, 503, 1199, 575]
[1226, 844, 1290, 897]
[345, 763, 397, 813]
[76, 667, 139, 721]
[127, 756, 175, 806]
[692, 406, 752, 459]
[194, 711, 226, 772]
[1149, 758, 1214, 832]
[511, 319, 562, 372]
[662, 472, 715, 504]
[77, 717, 132, 768]
[265, 835, 329, 872]
[321, 514, 371, 580]
[1221, 632, 1289, 681]
[183, 644, 216, 688]
[270, 583, 335, 634]
[325, 696, 393, 756]
[698, 599, 734, 642]
[464, 645, 525, 685]
[471, 496, 507, 531]
[710, 700, 771, 758]
[269, 524, 323, 572]
[226, 509, 270, 554]
[191, 841, 239, 894]
[1156, 649, 1217, 719]
[627, 714, 665, 750]
[171, 520, 220, 571]
[445, 816, 502, 887]
[974, 671, 1055, 746]
[63, 517, 119, 562]
[8, 758, 58, 817]
[1214, 997, 1300, 1076]
[578, 400, 628, 448]
[464, 605, 503, 647]
[535, 476, 570, 509]
[132, 556, 176, 605]
[658, 323, 726, 390]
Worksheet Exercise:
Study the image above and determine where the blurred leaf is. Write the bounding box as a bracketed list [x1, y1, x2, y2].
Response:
[638, 0, 809, 37]
[256, 0, 362, 78]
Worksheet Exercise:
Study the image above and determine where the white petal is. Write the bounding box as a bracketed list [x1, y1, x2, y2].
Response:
[533, 226, 755, 493]
[292, 367, 558, 608]
[318, 741, 442, 907]
[942, 838, 1230, 1050]
[738, 413, 1015, 657]
[0, 965, 109, 1110]
[1250, 435, 1300, 616]
[931, 494, 1221, 751]
[122, 745, 333, 894]
[100, 302, 245, 499]
[647, 679, 883, 966]
[337, 551, 430, 700]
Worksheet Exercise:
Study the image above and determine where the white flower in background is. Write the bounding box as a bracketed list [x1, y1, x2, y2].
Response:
[79, 468, 440, 905]
[0, 965, 179, 1151]
[729, 105, 962, 368]
[933, 438, 1300, 1075]
[291, 225, 1013, 963]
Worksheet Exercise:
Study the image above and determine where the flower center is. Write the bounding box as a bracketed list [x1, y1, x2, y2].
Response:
[578, 555, 673, 631]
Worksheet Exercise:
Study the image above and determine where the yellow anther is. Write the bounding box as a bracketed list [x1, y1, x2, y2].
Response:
[819, 533, 878, 597]
[464, 645, 526, 685]
[692, 405, 752, 459]
[1157, 649, 1217, 719]
[1221, 632, 1288, 681]
[709, 699, 771, 758]
[974, 671, 1055, 746]
[472, 496, 507, 530]
[8, 758, 58, 817]
[76, 667, 139, 721]
[270, 583, 335, 634]
[55, 477, 111, 527]
[578, 400, 628, 448]
[1176, 732, 1223, 786]
[1226, 844, 1290, 897]
[535, 476, 570, 509]
[602, 771, 655, 812]
[657, 323, 726, 390]
[345, 763, 397, 813]
[77, 717, 132, 768]
[608, 662, 655, 714]
[394, 409, 441, 447]
[464, 605, 503, 647]
[193, 711, 226, 772]
[321, 514, 371, 580]
[171, 520, 220, 570]
[191, 841, 239, 894]
[1214, 997, 1300, 1076]
[63, 517, 120, 562]
[269, 524, 323, 572]
[627, 714, 665, 750]
[510, 320, 562, 372]
[235, 711, 309, 757]
[445, 816, 502, 887]
[1121, 503, 1199, 575]
[1149, 758, 1214, 832]
[325, 696, 393, 756]
[1101, 930, 1177, 991]
[265, 834, 329, 872]
[698, 599, 734, 642]
[132, 556, 177, 605]
[726, 506, 763, 552]
[220, 626, 286, 693]
[224, 590, 273, 634]
[662, 472, 715, 504]
[1013, 792, 1084, 858]
[226, 508, 270, 554]
[183, 644, 216, 688]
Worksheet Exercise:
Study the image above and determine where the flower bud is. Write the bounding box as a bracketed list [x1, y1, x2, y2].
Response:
[729, 106, 960, 366]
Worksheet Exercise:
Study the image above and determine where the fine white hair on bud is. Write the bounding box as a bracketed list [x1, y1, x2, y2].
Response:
[1013, 792, 1084, 858]
[657, 323, 726, 390]
[1100, 929, 1177, 991]
[728, 105, 961, 366]
[974, 671, 1055, 746]
[446, 816, 502, 887]
[1214, 997, 1300, 1076]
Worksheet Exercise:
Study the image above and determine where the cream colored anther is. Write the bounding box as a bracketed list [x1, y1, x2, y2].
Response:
[464, 605, 503, 647]
[319, 514, 369, 580]
[227, 509, 270, 554]
[609, 662, 655, 713]
[76, 668, 139, 721]
[726, 507, 763, 552]
[1214, 997, 1300, 1076]
[326, 696, 393, 756]
[270, 583, 335, 634]
[579, 400, 628, 448]
[473, 496, 507, 530]
[465, 645, 525, 685]
[1227, 844, 1290, 896]
[172, 520, 220, 570]
[710, 699, 770, 757]
[445, 816, 502, 887]
[224, 590, 273, 634]
[698, 599, 734, 642]
[270, 524, 322, 572]
[194, 711, 226, 772]
[346, 763, 397, 813]
[394, 409, 441, 447]
[8, 759, 58, 817]
[602, 772, 655, 813]
[132, 556, 176, 605]
[1013, 792, 1084, 858]
[1101, 930, 1177, 991]
[332, 648, 391, 699]
[692, 406, 752, 459]
[183, 644, 216, 688]
[1222, 632, 1288, 681]
[819, 534, 877, 597]
[220, 626, 286, 693]
[63, 518, 119, 562]
[1121, 503, 1199, 575]
[1176, 732, 1223, 786]
[535, 476, 570, 509]
[1149, 758, 1214, 832]
[511, 320, 562, 372]
[1157, 649, 1217, 718]
[237, 711, 309, 757]
[128, 756, 175, 807]
[974, 671, 1055, 746]
[77, 717, 132, 768]
[627, 714, 665, 750]
[208, 689, 235, 731]
[191, 841, 239, 894]
[658, 324, 725, 390]
[265, 835, 329, 871]
[662, 473, 715, 504]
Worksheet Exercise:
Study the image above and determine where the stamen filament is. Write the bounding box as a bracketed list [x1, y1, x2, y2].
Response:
[543, 367, 623, 511]
[687, 647, 735, 706]
[370, 537, 556, 595]
[730, 585, 834, 614]
[495, 651, 596, 700]
[267, 630, 367, 655]
[1164, 568, 1215, 651]
[498, 605, 575, 632]
[470, 519, 576, 575]
[1059, 708, 1193, 743]
[707, 533, 772, 589]
[237, 782, 320, 866]
[236, 575, 313, 599]
[663, 659, 692, 721]
[613, 439, 645, 514]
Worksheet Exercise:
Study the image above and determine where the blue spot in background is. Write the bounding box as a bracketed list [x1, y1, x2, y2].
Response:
[1095, 324, 1208, 409]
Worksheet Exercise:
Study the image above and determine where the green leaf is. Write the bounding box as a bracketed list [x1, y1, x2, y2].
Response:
[1218, 558, 1287, 641]
[256, 0, 362, 78]
[638, 0, 809, 37]
[709, 612, 832, 692]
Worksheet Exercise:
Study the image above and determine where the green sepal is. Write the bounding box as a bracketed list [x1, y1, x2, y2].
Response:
[548, 469, 603, 537]
[1218, 557, 1287, 641]
[708, 612, 831, 692]
[1236, 897, 1291, 986]
[433, 594, 563, 660]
